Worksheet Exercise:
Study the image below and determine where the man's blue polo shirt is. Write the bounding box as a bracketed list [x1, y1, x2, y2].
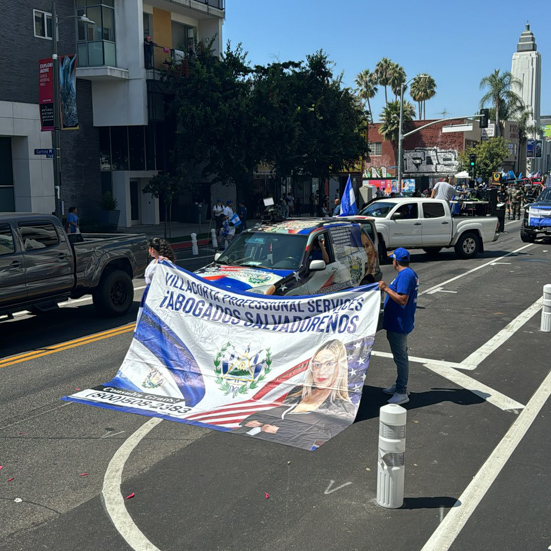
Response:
[383, 267, 419, 334]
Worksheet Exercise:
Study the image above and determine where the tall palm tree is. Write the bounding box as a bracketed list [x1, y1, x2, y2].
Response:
[409, 74, 437, 120]
[479, 69, 523, 137]
[379, 99, 416, 162]
[389, 63, 407, 101]
[374, 57, 393, 105]
[354, 69, 378, 122]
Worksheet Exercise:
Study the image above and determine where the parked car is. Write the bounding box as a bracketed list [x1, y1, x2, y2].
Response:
[521, 186, 551, 242]
[0, 213, 148, 319]
[195, 217, 381, 296]
[360, 197, 500, 260]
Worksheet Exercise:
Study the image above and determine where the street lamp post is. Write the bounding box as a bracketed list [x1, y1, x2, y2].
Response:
[397, 74, 428, 194]
[51, 0, 94, 219]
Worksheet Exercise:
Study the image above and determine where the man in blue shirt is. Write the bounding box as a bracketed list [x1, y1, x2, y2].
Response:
[378, 247, 419, 405]
[66, 206, 79, 234]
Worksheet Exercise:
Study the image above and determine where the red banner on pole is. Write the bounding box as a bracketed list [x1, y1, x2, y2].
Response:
[39, 58, 54, 131]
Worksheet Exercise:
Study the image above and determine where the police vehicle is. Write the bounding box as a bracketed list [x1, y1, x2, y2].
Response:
[195, 217, 381, 296]
[521, 186, 551, 242]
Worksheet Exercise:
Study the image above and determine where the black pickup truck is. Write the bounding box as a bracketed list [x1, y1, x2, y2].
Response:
[0, 213, 148, 319]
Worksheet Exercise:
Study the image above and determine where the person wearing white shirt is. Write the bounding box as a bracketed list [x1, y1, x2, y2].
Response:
[223, 200, 234, 218]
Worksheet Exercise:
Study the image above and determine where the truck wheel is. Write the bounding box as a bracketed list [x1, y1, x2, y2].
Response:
[520, 226, 536, 243]
[93, 270, 134, 317]
[454, 233, 480, 259]
[423, 247, 442, 256]
[378, 236, 389, 264]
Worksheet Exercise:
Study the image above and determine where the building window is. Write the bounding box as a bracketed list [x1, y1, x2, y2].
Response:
[369, 142, 382, 156]
[76, 0, 116, 67]
[34, 9, 53, 39]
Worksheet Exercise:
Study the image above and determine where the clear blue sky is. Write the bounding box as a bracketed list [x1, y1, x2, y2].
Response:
[223, 0, 550, 121]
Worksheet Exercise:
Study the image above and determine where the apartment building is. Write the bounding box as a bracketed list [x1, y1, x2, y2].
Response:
[0, 0, 224, 226]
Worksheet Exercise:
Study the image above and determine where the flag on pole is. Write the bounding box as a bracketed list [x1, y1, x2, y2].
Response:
[339, 175, 357, 216]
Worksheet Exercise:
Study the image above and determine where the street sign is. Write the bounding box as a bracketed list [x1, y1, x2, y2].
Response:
[34, 148, 54, 156]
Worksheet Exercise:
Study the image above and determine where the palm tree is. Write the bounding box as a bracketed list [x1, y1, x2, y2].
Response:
[479, 69, 523, 137]
[409, 74, 437, 120]
[389, 63, 407, 101]
[379, 99, 416, 162]
[354, 69, 378, 122]
[374, 57, 393, 105]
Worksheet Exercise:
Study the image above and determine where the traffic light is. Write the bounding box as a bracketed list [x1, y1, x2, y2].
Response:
[469, 153, 476, 177]
[479, 108, 489, 129]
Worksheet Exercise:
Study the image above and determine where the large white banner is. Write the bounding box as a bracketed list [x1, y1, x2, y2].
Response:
[64, 262, 380, 451]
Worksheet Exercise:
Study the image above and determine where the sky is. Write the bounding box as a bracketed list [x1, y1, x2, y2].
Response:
[223, 0, 550, 122]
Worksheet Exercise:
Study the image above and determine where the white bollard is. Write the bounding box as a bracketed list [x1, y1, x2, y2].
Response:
[376, 403, 407, 509]
[191, 233, 199, 255]
[541, 284, 551, 332]
[211, 229, 218, 249]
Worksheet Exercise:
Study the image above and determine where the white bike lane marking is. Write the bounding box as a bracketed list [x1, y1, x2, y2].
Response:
[102, 417, 162, 551]
[421, 367, 551, 551]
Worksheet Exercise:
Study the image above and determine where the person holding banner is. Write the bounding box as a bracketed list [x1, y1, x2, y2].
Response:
[136, 238, 176, 327]
[236, 339, 355, 450]
[378, 247, 419, 406]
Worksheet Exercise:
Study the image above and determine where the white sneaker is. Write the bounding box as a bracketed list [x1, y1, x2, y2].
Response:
[383, 385, 410, 396]
[388, 392, 410, 405]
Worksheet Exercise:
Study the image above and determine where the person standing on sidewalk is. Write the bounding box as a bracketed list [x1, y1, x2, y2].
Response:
[378, 247, 419, 405]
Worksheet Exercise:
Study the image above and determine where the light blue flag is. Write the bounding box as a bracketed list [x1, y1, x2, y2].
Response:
[339, 175, 357, 216]
[230, 213, 242, 226]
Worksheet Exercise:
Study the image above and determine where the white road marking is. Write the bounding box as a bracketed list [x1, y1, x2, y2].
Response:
[371, 351, 464, 370]
[423, 363, 525, 412]
[103, 417, 162, 551]
[459, 298, 542, 370]
[324, 480, 352, 495]
[101, 430, 126, 439]
[419, 244, 533, 296]
[421, 367, 551, 551]
[489, 262, 511, 265]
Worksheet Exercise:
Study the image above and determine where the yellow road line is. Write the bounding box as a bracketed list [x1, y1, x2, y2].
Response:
[0, 324, 136, 368]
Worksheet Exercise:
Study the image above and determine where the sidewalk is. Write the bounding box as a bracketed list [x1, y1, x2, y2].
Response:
[121, 219, 263, 250]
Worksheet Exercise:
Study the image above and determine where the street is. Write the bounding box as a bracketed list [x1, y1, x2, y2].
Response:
[1, 218, 550, 551]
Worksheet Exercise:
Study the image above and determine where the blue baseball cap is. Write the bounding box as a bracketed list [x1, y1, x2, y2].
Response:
[390, 247, 410, 262]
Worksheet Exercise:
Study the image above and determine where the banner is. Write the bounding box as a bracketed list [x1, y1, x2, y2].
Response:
[528, 205, 551, 228]
[39, 58, 54, 131]
[63, 263, 380, 451]
[59, 54, 79, 130]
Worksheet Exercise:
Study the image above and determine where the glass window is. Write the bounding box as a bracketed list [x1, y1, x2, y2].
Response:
[111, 126, 129, 171]
[396, 203, 418, 219]
[33, 10, 53, 39]
[369, 142, 382, 156]
[77, 3, 116, 67]
[128, 126, 145, 171]
[19, 223, 59, 250]
[0, 224, 15, 256]
[145, 125, 156, 170]
[423, 202, 445, 218]
[99, 127, 111, 170]
[361, 201, 397, 218]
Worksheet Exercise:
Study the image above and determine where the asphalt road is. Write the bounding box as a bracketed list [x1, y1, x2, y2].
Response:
[1, 219, 550, 551]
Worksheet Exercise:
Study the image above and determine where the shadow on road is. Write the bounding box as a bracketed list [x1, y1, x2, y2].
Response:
[401, 496, 459, 509]
[355, 385, 485, 423]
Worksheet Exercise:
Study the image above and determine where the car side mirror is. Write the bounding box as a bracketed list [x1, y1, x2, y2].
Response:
[309, 259, 326, 271]
[214, 252, 221, 261]
[391, 213, 402, 220]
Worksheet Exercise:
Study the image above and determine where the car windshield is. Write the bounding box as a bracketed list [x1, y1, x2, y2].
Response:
[361, 202, 397, 218]
[216, 232, 308, 271]
[537, 188, 551, 202]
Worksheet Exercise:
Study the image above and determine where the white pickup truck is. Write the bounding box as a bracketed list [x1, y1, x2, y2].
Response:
[360, 198, 500, 260]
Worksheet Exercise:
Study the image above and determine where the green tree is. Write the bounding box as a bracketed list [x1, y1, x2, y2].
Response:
[458, 138, 510, 182]
[379, 99, 415, 162]
[409, 74, 437, 120]
[374, 57, 394, 105]
[143, 173, 186, 238]
[479, 70, 523, 137]
[354, 68, 378, 122]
